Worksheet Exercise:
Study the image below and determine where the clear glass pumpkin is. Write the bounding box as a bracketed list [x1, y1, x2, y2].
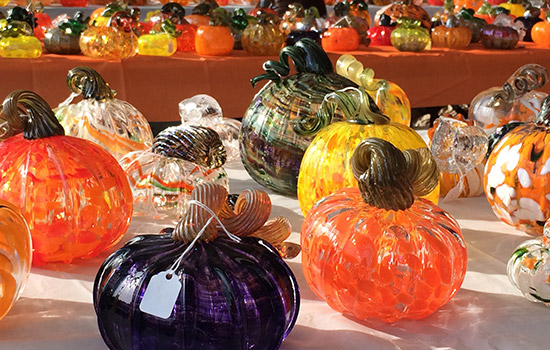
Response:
[120, 125, 229, 219]
[0, 199, 32, 320]
[0, 91, 133, 265]
[470, 64, 549, 134]
[54, 67, 153, 161]
[240, 39, 356, 195]
[507, 223, 550, 305]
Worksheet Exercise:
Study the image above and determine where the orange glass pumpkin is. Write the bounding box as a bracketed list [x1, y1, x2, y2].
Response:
[0, 199, 32, 320]
[195, 25, 234, 56]
[431, 25, 472, 49]
[0, 90, 133, 265]
[321, 27, 360, 52]
[485, 96, 550, 234]
[532, 20, 550, 48]
[374, 0, 432, 29]
[301, 138, 467, 322]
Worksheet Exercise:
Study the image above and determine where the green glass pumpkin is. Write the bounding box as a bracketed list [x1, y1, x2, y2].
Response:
[239, 38, 357, 195]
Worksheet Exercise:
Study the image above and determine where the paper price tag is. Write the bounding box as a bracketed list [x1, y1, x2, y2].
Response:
[139, 270, 182, 319]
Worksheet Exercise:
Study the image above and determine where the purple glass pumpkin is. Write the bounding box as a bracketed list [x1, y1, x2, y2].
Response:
[93, 217, 299, 349]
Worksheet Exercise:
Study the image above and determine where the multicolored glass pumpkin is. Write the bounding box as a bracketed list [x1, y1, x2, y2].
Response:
[469, 64, 549, 134]
[480, 22, 520, 50]
[484, 96, 550, 234]
[0, 90, 133, 265]
[374, 0, 431, 29]
[390, 17, 431, 52]
[508, 220, 550, 305]
[297, 87, 437, 215]
[120, 125, 228, 219]
[336, 54, 411, 125]
[54, 67, 153, 160]
[44, 11, 89, 55]
[0, 199, 32, 321]
[241, 11, 284, 56]
[240, 38, 357, 195]
[280, 3, 324, 35]
[80, 11, 138, 59]
[301, 138, 467, 322]
[179, 94, 241, 163]
[94, 183, 299, 350]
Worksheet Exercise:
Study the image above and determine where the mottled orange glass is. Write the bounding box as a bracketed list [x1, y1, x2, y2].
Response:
[321, 27, 360, 52]
[0, 135, 133, 265]
[0, 199, 32, 320]
[301, 187, 467, 323]
[195, 26, 234, 56]
[79, 25, 138, 60]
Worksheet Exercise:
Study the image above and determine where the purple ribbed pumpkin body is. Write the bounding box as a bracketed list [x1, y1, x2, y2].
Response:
[93, 232, 300, 350]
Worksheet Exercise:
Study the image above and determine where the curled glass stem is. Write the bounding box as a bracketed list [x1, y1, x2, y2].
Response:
[67, 66, 115, 101]
[218, 189, 272, 236]
[1, 90, 64, 140]
[508, 64, 549, 99]
[153, 125, 227, 169]
[351, 138, 438, 211]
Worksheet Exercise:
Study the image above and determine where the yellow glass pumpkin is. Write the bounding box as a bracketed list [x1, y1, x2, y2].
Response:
[297, 87, 438, 215]
[0, 199, 32, 320]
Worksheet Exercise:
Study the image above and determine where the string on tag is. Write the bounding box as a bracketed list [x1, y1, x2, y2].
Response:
[168, 199, 240, 273]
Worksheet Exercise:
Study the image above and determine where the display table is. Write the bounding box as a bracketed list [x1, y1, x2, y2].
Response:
[1, 42, 550, 122]
[0, 161, 547, 350]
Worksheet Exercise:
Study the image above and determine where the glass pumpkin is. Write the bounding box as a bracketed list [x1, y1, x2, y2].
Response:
[280, 3, 324, 35]
[336, 54, 411, 125]
[0, 21, 42, 58]
[120, 125, 229, 219]
[195, 25, 234, 55]
[240, 38, 357, 196]
[484, 96, 550, 234]
[54, 66, 153, 161]
[507, 220, 550, 305]
[447, 8, 488, 43]
[374, 0, 432, 29]
[0, 90, 133, 265]
[137, 20, 177, 56]
[179, 94, 241, 163]
[79, 11, 138, 60]
[532, 17, 550, 47]
[469, 64, 549, 134]
[297, 87, 437, 216]
[44, 12, 89, 55]
[368, 13, 395, 46]
[301, 138, 467, 322]
[0, 199, 32, 321]
[431, 25, 472, 49]
[480, 23, 520, 49]
[94, 183, 299, 350]
[390, 17, 431, 52]
[321, 26, 360, 52]
[241, 12, 284, 56]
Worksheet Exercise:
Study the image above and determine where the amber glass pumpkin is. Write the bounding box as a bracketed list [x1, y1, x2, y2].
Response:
[80, 11, 138, 59]
[374, 0, 431, 29]
[240, 39, 357, 195]
[336, 54, 411, 125]
[242, 12, 284, 56]
[120, 125, 229, 219]
[0, 199, 32, 321]
[54, 67, 153, 160]
[0, 90, 133, 265]
[484, 96, 550, 234]
[431, 25, 472, 49]
[296, 87, 438, 215]
[301, 138, 467, 322]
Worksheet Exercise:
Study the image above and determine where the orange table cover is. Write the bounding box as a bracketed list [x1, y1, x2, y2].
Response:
[1, 42, 549, 122]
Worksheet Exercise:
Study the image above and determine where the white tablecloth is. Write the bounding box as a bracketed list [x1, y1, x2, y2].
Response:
[0, 163, 548, 350]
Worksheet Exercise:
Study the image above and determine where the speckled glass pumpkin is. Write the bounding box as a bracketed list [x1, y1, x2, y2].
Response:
[0, 90, 133, 265]
[119, 125, 229, 219]
[94, 184, 299, 350]
[374, 0, 432, 29]
[484, 96, 550, 234]
[54, 67, 153, 160]
[0, 199, 32, 320]
[240, 38, 356, 195]
[507, 221, 550, 305]
[241, 13, 284, 56]
[301, 138, 467, 322]
[297, 87, 437, 216]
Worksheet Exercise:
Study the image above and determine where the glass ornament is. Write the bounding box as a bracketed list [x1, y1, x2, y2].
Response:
[301, 138, 467, 323]
[44, 12, 89, 55]
[508, 220, 550, 305]
[119, 125, 229, 219]
[484, 96, 550, 234]
[54, 67, 153, 161]
[297, 86, 437, 216]
[374, 0, 432, 29]
[0, 199, 32, 321]
[0, 90, 133, 265]
[0, 20, 42, 58]
[240, 38, 357, 195]
[390, 17, 431, 52]
[94, 183, 299, 350]
[469, 64, 549, 134]
[179, 94, 241, 163]
[79, 11, 138, 60]
[336, 54, 411, 125]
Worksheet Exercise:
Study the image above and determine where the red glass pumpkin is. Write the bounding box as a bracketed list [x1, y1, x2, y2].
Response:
[301, 138, 467, 322]
[0, 91, 133, 265]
